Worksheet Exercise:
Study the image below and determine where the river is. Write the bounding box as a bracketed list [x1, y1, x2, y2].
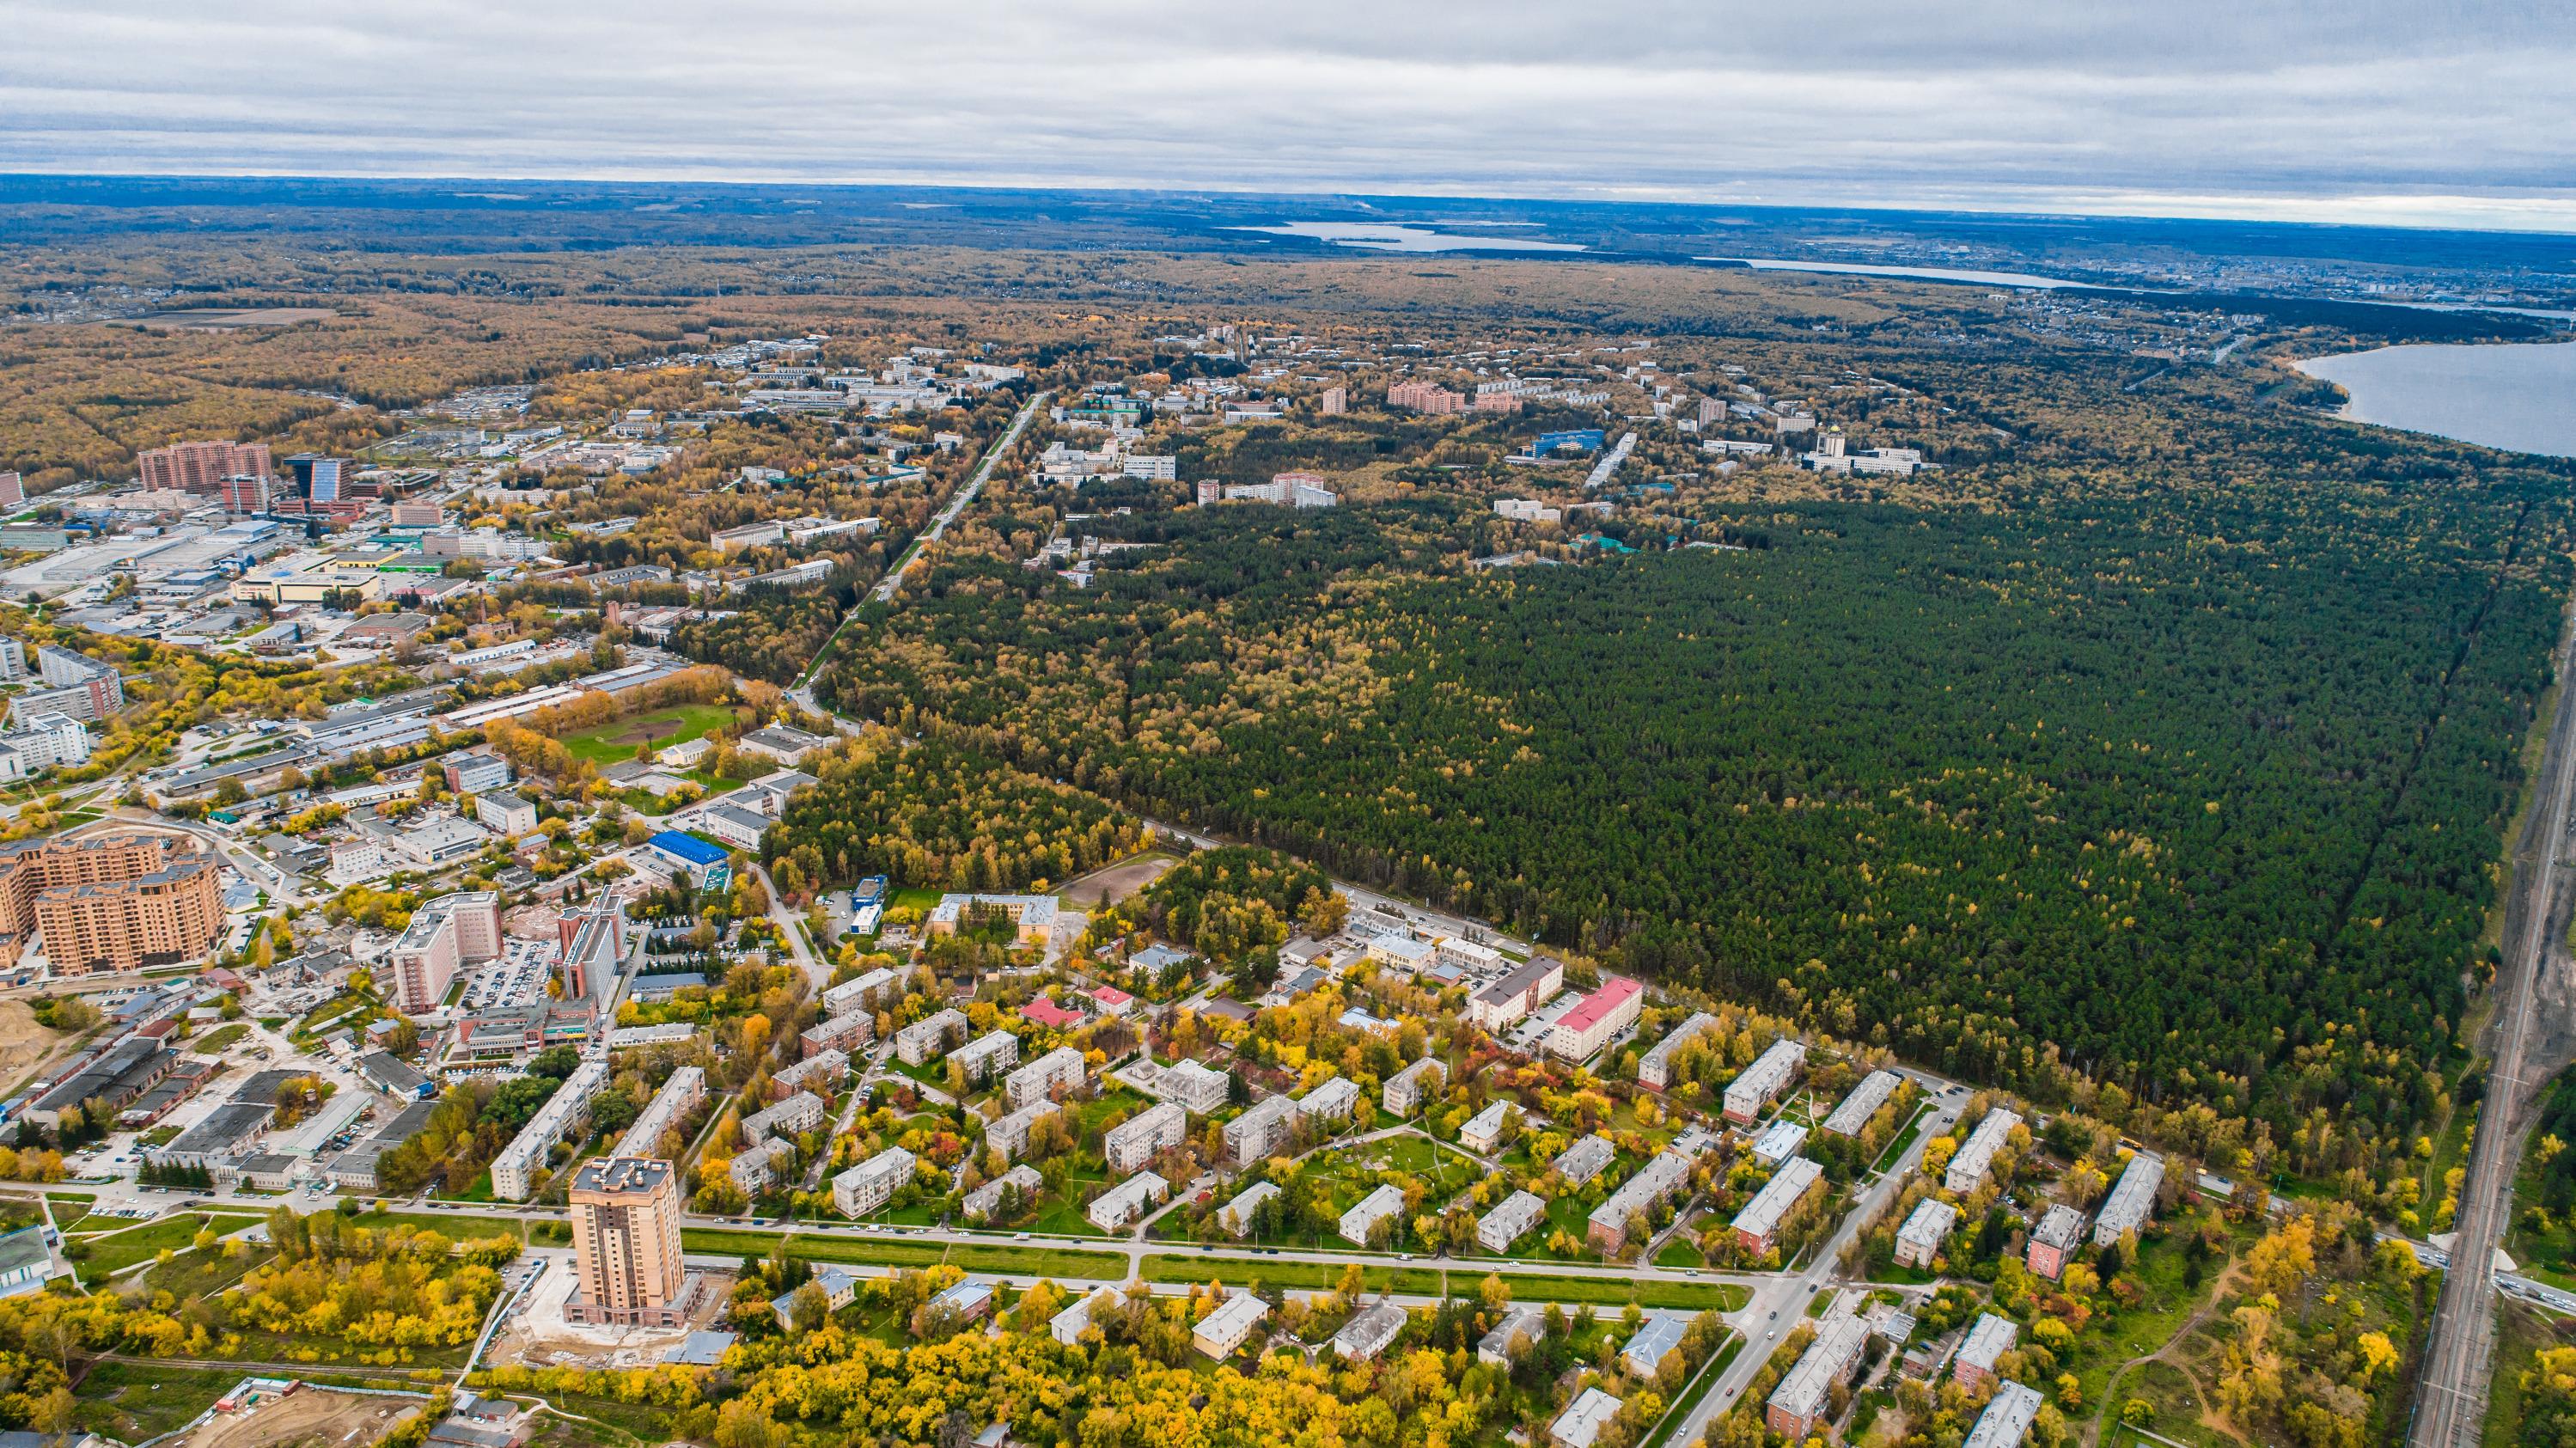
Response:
[2294, 341, 2576, 460]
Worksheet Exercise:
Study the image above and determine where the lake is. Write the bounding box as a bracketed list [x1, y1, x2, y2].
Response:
[2294, 341, 2576, 460]
[1696, 256, 2085, 289]
[1227, 222, 1587, 254]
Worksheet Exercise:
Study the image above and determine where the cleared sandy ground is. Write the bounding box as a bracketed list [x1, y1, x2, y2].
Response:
[185, 1390, 412, 1448]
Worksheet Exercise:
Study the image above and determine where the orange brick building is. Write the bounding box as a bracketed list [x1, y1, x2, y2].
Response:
[0, 833, 224, 974]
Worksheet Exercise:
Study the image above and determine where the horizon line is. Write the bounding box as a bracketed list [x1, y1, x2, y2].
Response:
[9, 165, 2576, 241]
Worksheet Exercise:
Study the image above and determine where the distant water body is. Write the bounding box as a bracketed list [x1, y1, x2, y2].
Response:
[2295, 343, 2576, 460]
[1228, 222, 1586, 253]
[1697, 256, 2085, 289]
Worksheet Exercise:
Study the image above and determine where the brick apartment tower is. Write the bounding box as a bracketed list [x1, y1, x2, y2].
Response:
[567, 1157, 689, 1326]
[0, 832, 223, 974]
[137, 441, 272, 494]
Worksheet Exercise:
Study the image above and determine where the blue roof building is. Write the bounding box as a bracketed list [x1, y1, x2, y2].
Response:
[645, 831, 732, 889]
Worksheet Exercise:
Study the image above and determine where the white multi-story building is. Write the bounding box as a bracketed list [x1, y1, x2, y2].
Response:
[729, 1138, 795, 1196]
[1218, 1180, 1279, 1237]
[0, 713, 89, 782]
[963, 1164, 1043, 1222]
[1383, 1058, 1444, 1116]
[1460, 1099, 1517, 1154]
[1103, 1101, 1187, 1173]
[1297, 1076, 1361, 1125]
[833, 1146, 917, 1218]
[985, 1102, 1052, 1162]
[952, 1029, 1021, 1084]
[742, 1091, 827, 1146]
[1088, 1171, 1169, 1232]
[1478, 1190, 1547, 1254]
[1731, 1157, 1825, 1258]
[1554, 1133, 1615, 1187]
[1820, 1069, 1901, 1137]
[1893, 1199, 1957, 1269]
[1722, 1037, 1805, 1125]
[1963, 1382, 2046, 1448]
[1004, 1046, 1087, 1110]
[2094, 1150, 2165, 1246]
[1547, 976, 1643, 1062]
[1466, 955, 1564, 1030]
[1766, 1315, 1869, 1440]
[774, 1050, 848, 1094]
[1193, 1291, 1270, 1359]
[1636, 1012, 1718, 1091]
[1339, 1183, 1406, 1247]
[389, 890, 502, 1014]
[1944, 1108, 2024, 1194]
[1050, 1286, 1123, 1347]
[1331, 1301, 1407, 1362]
[894, 1008, 968, 1066]
[1224, 1093, 1297, 1164]
[490, 1058, 609, 1201]
[613, 1066, 706, 1158]
[1162, 1058, 1230, 1115]
[822, 966, 906, 1016]
[1751, 1120, 1809, 1165]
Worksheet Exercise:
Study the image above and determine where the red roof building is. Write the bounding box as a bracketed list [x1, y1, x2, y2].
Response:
[1022, 998, 1083, 1030]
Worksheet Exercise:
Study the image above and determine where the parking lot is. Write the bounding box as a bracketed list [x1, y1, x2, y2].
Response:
[462, 938, 555, 1011]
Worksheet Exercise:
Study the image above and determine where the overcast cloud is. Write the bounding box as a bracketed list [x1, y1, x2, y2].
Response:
[3, 0, 2573, 229]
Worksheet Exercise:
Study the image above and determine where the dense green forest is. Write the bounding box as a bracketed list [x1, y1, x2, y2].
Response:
[818, 350, 2575, 1173]
[760, 736, 1145, 896]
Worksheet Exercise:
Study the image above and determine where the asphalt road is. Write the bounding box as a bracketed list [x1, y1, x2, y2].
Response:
[1670, 1079, 1964, 1447]
[864, 389, 1050, 607]
[2409, 595, 2576, 1448]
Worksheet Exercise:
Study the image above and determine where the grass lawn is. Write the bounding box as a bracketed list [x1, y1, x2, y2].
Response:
[2068, 1228, 2228, 1408]
[1645, 1335, 1743, 1448]
[70, 1212, 262, 1282]
[1030, 1195, 1108, 1237]
[558, 704, 743, 767]
[1869, 1103, 1936, 1175]
[71, 1360, 250, 1441]
[2113, 1359, 2231, 1448]
[2482, 1298, 2566, 1448]
[679, 1226, 1126, 1280]
[498, 1390, 679, 1448]
[1653, 1237, 1706, 1269]
[139, 1242, 269, 1299]
[189, 1023, 251, 1054]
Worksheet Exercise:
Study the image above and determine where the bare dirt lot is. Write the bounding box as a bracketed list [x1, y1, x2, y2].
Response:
[0, 1001, 70, 1096]
[184, 1390, 412, 1448]
[1059, 852, 1178, 910]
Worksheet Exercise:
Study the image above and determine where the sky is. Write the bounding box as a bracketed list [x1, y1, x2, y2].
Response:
[6, 0, 2575, 232]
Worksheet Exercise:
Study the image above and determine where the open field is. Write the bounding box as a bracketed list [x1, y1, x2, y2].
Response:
[559, 705, 742, 767]
[680, 1225, 1126, 1280]
[70, 1212, 263, 1283]
[72, 1361, 254, 1442]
